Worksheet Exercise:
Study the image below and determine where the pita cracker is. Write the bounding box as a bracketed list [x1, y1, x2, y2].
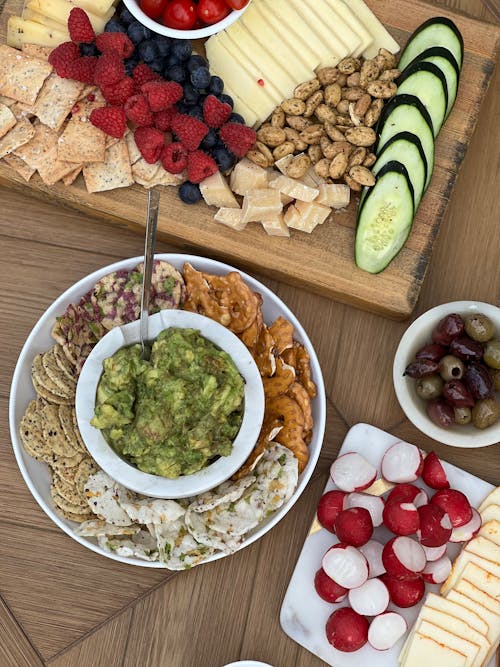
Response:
[0, 103, 16, 139]
[57, 98, 106, 163]
[2, 153, 35, 181]
[83, 139, 134, 193]
[0, 45, 52, 105]
[0, 118, 35, 158]
[13, 122, 58, 169]
[32, 73, 84, 131]
[77, 85, 96, 102]
[21, 44, 52, 61]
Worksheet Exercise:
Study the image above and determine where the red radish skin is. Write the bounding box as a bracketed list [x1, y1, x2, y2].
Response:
[449, 507, 482, 542]
[317, 490, 347, 533]
[345, 492, 385, 527]
[417, 503, 452, 547]
[359, 540, 386, 578]
[383, 501, 420, 536]
[325, 607, 369, 652]
[330, 452, 377, 493]
[348, 577, 390, 616]
[431, 489, 473, 527]
[422, 555, 452, 584]
[368, 612, 407, 651]
[421, 543, 447, 562]
[387, 483, 428, 508]
[322, 543, 369, 589]
[314, 568, 348, 603]
[380, 573, 425, 608]
[334, 507, 373, 547]
[381, 441, 423, 483]
[382, 536, 426, 578]
[421, 452, 450, 490]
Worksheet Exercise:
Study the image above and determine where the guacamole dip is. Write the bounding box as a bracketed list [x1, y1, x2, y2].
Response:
[91, 328, 245, 478]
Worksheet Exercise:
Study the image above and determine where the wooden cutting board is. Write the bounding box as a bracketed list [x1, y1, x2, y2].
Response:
[0, 0, 498, 319]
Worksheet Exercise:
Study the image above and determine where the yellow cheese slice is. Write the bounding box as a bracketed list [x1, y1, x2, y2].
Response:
[7, 16, 68, 48]
[72, 0, 116, 18]
[425, 592, 488, 636]
[481, 504, 500, 525]
[464, 536, 500, 571]
[327, 0, 374, 56]
[309, 0, 363, 57]
[479, 520, 500, 547]
[405, 620, 480, 667]
[454, 577, 500, 614]
[479, 487, 500, 514]
[447, 589, 500, 664]
[403, 631, 468, 667]
[218, 86, 259, 128]
[443, 560, 500, 600]
[22, 7, 67, 31]
[27, 0, 114, 34]
[340, 0, 400, 58]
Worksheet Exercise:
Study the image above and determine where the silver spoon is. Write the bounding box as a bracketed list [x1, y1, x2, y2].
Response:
[139, 188, 160, 358]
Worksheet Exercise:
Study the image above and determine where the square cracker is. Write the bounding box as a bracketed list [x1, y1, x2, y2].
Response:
[0, 45, 52, 106]
[131, 158, 160, 184]
[13, 122, 58, 169]
[0, 118, 35, 159]
[37, 148, 79, 186]
[83, 139, 134, 193]
[125, 131, 142, 165]
[63, 166, 82, 186]
[21, 44, 52, 61]
[32, 73, 84, 132]
[0, 103, 16, 139]
[57, 99, 106, 163]
[0, 95, 16, 107]
[2, 153, 36, 181]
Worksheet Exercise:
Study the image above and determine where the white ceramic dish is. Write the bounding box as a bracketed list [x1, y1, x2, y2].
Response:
[393, 301, 500, 448]
[9, 253, 326, 568]
[76, 309, 265, 498]
[280, 423, 495, 667]
[221, 661, 274, 667]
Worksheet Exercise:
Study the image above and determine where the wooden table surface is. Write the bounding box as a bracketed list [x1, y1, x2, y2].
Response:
[0, 1, 499, 665]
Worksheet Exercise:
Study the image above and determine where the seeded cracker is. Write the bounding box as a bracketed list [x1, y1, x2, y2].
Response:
[0, 103, 16, 139]
[13, 122, 57, 169]
[83, 138, 134, 193]
[0, 118, 35, 159]
[63, 167, 82, 186]
[0, 45, 52, 105]
[21, 44, 52, 61]
[2, 154, 35, 181]
[32, 73, 85, 132]
[131, 158, 160, 184]
[125, 130, 142, 165]
[42, 347, 76, 395]
[58, 98, 106, 163]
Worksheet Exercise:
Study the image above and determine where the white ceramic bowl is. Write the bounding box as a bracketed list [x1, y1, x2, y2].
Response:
[9, 254, 326, 568]
[123, 0, 252, 40]
[393, 301, 500, 447]
[221, 662, 274, 667]
[75, 309, 264, 498]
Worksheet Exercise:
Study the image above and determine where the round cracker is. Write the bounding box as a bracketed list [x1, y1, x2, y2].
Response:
[74, 457, 99, 493]
[51, 464, 79, 485]
[42, 347, 76, 396]
[58, 405, 85, 455]
[51, 486, 92, 516]
[32, 374, 73, 405]
[58, 508, 94, 523]
[53, 343, 77, 381]
[52, 475, 87, 508]
[32, 353, 73, 400]
[40, 403, 73, 457]
[51, 451, 85, 477]
[71, 409, 87, 452]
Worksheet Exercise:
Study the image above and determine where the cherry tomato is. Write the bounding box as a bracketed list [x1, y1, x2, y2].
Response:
[162, 0, 197, 29]
[224, 0, 249, 9]
[197, 0, 230, 25]
[140, 0, 168, 19]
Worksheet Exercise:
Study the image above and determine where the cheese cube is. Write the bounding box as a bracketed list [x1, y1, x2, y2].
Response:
[261, 213, 290, 237]
[300, 166, 326, 188]
[268, 173, 319, 202]
[478, 520, 500, 547]
[241, 188, 282, 223]
[403, 632, 468, 667]
[479, 487, 500, 514]
[274, 155, 293, 176]
[199, 171, 239, 209]
[214, 207, 247, 231]
[295, 200, 331, 226]
[230, 158, 269, 196]
[315, 183, 351, 208]
[284, 203, 317, 233]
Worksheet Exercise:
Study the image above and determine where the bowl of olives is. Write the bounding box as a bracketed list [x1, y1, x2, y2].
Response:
[393, 301, 500, 447]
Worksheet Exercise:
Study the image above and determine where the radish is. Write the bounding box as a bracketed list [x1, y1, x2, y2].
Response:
[345, 492, 385, 527]
[325, 607, 369, 652]
[359, 540, 386, 578]
[431, 488, 473, 527]
[381, 441, 423, 483]
[421, 451, 450, 489]
[317, 490, 347, 533]
[368, 612, 407, 650]
[387, 483, 428, 508]
[383, 501, 420, 536]
[348, 577, 389, 616]
[322, 543, 369, 589]
[417, 503, 452, 547]
[382, 536, 426, 578]
[334, 507, 373, 547]
[422, 555, 452, 584]
[330, 452, 377, 492]
[380, 573, 425, 608]
[421, 543, 447, 562]
[449, 507, 482, 542]
[314, 568, 348, 603]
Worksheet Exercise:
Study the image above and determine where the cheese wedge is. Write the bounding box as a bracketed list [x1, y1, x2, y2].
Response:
[230, 158, 269, 196]
[403, 632, 467, 667]
[479, 487, 500, 514]
[341, 0, 400, 58]
[7, 16, 68, 48]
[199, 172, 239, 209]
[481, 504, 500, 525]
[479, 520, 500, 547]
[327, 0, 374, 56]
[261, 213, 290, 237]
[268, 174, 319, 202]
[241, 188, 283, 223]
[213, 207, 247, 231]
[315, 183, 350, 208]
[425, 592, 488, 636]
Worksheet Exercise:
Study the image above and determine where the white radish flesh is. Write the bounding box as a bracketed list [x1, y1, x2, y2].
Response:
[322, 544, 369, 589]
[330, 452, 377, 493]
[382, 536, 426, 578]
[381, 442, 423, 483]
[422, 555, 452, 584]
[368, 612, 407, 651]
[421, 543, 447, 562]
[359, 540, 386, 578]
[345, 492, 385, 527]
[383, 501, 420, 536]
[387, 483, 428, 508]
[348, 577, 389, 616]
[449, 507, 482, 542]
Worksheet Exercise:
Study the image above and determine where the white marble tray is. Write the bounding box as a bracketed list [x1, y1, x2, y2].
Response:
[280, 423, 495, 667]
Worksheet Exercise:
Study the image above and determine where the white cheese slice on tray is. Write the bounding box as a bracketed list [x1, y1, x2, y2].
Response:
[403, 619, 480, 667]
[443, 561, 500, 600]
[340, 0, 400, 57]
[464, 536, 500, 570]
[441, 544, 500, 596]
[327, 0, 373, 56]
[447, 589, 500, 665]
[298, 0, 360, 58]
[481, 504, 500, 525]
[425, 592, 489, 636]
[402, 631, 468, 667]
[479, 520, 500, 547]
[220, 86, 259, 129]
[479, 488, 500, 514]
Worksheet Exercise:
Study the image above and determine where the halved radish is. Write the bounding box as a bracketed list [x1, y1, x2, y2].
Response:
[449, 507, 482, 542]
[381, 442, 423, 483]
[380, 573, 425, 608]
[334, 507, 373, 547]
[322, 543, 369, 589]
[330, 452, 377, 492]
[345, 492, 385, 527]
[368, 611, 407, 650]
[421, 451, 450, 489]
[325, 607, 369, 652]
[417, 503, 452, 547]
[382, 536, 426, 578]
[431, 488, 473, 527]
[317, 490, 347, 533]
[359, 540, 386, 578]
[348, 577, 389, 616]
[383, 501, 420, 536]
[422, 555, 452, 584]
[387, 483, 428, 508]
[421, 543, 447, 562]
[314, 568, 348, 603]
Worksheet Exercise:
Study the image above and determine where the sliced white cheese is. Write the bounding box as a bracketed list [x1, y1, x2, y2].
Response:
[425, 592, 489, 637]
[327, 0, 374, 56]
[219, 86, 259, 128]
[22, 7, 67, 31]
[71, 0, 116, 18]
[445, 561, 500, 601]
[310, 0, 362, 57]
[286, 0, 349, 65]
[454, 577, 500, 614]
[402, 632, 467, 667]
[27, 0, 114, 33]
[340, 0, 400, 58]
[481, 504, 500, 525]
[447, 589, 500, 663]
[479, 487, 500, 514]
[464, 536, 500, 571]
[479, 520, 500, 547]
[405, 620, 479, 667]
[7, 16, 68, 48]
[441, 545, 500, 595]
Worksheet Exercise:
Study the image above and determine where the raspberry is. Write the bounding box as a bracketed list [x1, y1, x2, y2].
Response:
[219, 122, 256, 158]
[132, 63, 160, 88]
[134, 127, 165, 164]
[124, 94, 154, 127]
[68, 8, 95, 44]
[203, 94, 232, 128]
[95, 32, 135, 58]
[48, 41, 80, 78]
[187, 150, 218, 183]
[160, 142, 188, 174]
[154, 107, 178, 132]
[141, 81, 183, 112]
[94, 51, 126, 87]
[89, 106, 127, 138]
[171, 114, 208, 151]
[101, 77, 135, 105]
[65, 56, 97, 84]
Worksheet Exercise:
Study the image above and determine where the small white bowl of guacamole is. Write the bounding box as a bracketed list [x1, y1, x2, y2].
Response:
[75, 309, 265, 498]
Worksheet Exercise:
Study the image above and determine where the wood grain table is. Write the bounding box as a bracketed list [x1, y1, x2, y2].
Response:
[0, 1, 499, 665]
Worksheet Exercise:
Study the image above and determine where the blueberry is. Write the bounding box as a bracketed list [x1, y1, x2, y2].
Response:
[171, 39, 192, 62]
[105, 18, 127, 33]
[208, 75, 224, 95]
[167, 64, 187, 83]
[229, 112, 245, 124]
[191, 66, 211, 90]
[200, 128, 218, 150]
[127, 20, 151, 44]
[137, 39, 159, 63]
[212, 146, 236, 171]
[167, 53, 181, 68]
[124, 58, 139, 76]
[179, 182, 202, 205]
[149, 59, 164, 74]
[119, 7, 135, 25]
[183, 83, 199, 105]
[217, 93, 234, 109]
[187, 105, 204, 121]
[187, 54, 207, 73]
[153, 35, 171, 58]
[176, 101, 190, 114]
[79, 42, 99, 57]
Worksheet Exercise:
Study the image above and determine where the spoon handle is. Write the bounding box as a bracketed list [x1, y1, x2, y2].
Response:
[140, 188, 160, 354]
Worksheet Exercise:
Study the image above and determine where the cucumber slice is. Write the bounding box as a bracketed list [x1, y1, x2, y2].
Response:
[355, 161, 415, 274]
[398, 16, 464, 72]
[397, 61, 448, 136]
[405, 46, 460, 119]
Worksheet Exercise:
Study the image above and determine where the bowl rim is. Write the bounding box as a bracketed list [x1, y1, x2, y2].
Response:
[393, 300, 500, 448]
[75, 309, 265, 498]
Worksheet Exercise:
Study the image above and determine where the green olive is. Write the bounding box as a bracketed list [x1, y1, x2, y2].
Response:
[471, 398, 500, 429]
[464, 313, 495, 342]
[416, 374, 444, 400]
[454, 406, 472, 425]
[483, 340, 500, 370]
[439, 355, 465, 381]
[490, 368, 500, 392]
